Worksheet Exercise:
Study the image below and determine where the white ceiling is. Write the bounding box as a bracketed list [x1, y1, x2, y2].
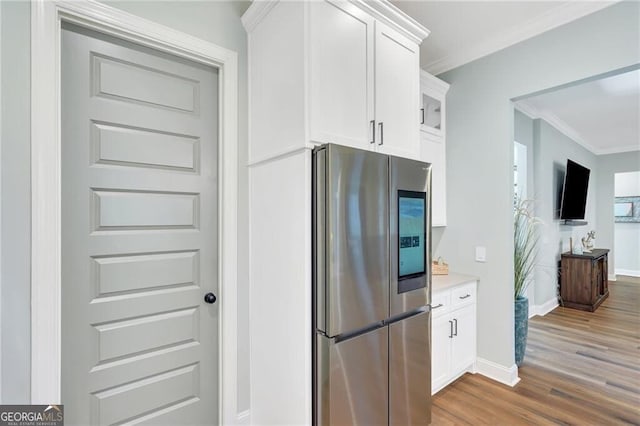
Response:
[516, 69, 640, 155]
[392, 1, 617, 75]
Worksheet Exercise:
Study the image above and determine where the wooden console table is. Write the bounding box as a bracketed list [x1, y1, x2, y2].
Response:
[560, 249, 609, 312]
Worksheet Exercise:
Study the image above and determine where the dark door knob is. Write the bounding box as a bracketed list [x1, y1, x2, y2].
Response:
[204, 292, 217, 304]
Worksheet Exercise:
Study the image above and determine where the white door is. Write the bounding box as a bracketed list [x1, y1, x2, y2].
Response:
[431, 314, 452, 393]
[421, 133, 447, 227]
[451, 306, 476, 375]
[61, 24, 219, 425]
[309, 0, 374, 149]
[375, 22, 420, 159]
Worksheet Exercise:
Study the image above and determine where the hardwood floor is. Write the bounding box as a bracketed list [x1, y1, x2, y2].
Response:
[432, 278, 640, 425]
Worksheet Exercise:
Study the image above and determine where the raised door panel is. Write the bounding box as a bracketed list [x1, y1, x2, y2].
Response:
[431, 314, 452, 393]
[420, 133, 446, 226]
[309, 0, 374, 150]
[451, 305, 476, 375]
[375, 23, 420, 160]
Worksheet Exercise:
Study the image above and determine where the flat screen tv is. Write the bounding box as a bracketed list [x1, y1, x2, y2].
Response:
[560, 159, 590, 220]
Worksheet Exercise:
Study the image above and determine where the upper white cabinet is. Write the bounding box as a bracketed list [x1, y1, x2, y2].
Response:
[309, 1, 374, 150]
[244, 0, 429, 164]
[375, 22, 421, 159]
[419, 71, 449, 226]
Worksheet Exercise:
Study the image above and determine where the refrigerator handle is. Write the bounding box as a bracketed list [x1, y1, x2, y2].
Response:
[313, 148, 327, 333]
[448, 320, 453, 339]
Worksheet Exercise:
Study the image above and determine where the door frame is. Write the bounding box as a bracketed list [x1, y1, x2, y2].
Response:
[30, 1, 239, 424]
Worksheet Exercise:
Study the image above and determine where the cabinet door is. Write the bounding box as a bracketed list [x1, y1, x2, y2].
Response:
[431, 314, 452, 393]
[309, 0, 374, 149]
[375, 22, 420, 159]
[451, 305, 476, 375]
[420, 133, 446, 226]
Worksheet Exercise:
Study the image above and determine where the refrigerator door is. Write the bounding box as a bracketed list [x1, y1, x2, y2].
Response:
[389, 156, 431, 317]
[316, 326, 389, 426]
[323, 144, 389, 337]
[389, 310, 431, 425]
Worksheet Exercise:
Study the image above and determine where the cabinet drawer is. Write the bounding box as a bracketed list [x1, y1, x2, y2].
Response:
[451, 283, 476, 308]
[431, 291, 450, 318]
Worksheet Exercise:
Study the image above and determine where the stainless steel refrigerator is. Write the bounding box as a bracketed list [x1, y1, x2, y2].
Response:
[313, 144, 432, 425]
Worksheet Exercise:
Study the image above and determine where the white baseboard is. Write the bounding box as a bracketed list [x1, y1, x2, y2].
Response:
[476, 357, 520, 387]
[237, 410, 251, 425]
[529, 297, 559, 318]
[608, 274, 617, 281]
[615, 269, 640, 278]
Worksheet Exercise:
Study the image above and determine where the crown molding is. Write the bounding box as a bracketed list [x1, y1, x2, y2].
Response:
[421, 69, 450, 95]
[425, 1, 618, 75]
[241, 0, 279, 33]
[596, 145, 640, 155]
[515, 101, 638, 156]
[355, 0, 429, 44]
[242, 0, 429, 44]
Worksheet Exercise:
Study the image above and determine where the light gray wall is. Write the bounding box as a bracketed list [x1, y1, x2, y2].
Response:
[533, 119, 598, 306]
[438, 2, 639, 368]
[596, 152, 640, 277]
[514, 109, 535, 200]
[1, 1, 31, 403]
[0, 1, 251, 410]
[614, 172, 640, 275]
[615, 223, 640, 275]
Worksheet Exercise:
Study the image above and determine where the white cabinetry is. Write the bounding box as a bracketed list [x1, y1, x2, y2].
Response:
[432, 278, 477, 394]
[242, 2, 428, 424]
[309, 1, 374, 150]
[374, 22, 421, 159]
[419, 71, 449, 226]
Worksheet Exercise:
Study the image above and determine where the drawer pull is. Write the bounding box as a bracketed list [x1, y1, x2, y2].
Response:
[459, 294, 471, 300]
[433, 303, 444, 309]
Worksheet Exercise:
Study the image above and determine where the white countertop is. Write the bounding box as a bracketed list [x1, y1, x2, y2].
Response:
[432, 272, 478, 292]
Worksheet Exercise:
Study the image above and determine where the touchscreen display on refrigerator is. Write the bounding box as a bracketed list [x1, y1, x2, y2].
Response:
[398, 191, 426, 279]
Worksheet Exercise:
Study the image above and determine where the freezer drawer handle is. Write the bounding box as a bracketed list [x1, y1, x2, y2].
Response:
[433, 303, 444, 309]
[448, 320, 453, 338]
[459, 294, 471, 299]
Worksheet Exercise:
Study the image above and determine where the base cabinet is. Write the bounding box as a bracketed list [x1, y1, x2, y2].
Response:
[432, 280, 477, 394]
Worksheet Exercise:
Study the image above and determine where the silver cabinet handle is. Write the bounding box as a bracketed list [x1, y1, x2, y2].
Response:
[420, 108, 425, 125]
[459, 294, 471, 299]
[453, 318, 458, 336]
[433, 303, 443, 309]
[369, 120, 375, 144]
[378, 122, 384, 146]
[448, 320, 453, 338]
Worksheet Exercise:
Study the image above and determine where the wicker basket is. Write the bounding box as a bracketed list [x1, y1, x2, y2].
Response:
[432, 259, 449, 275]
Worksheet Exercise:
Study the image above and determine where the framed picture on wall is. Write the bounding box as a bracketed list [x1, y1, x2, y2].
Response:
[614, 201, 633, 217]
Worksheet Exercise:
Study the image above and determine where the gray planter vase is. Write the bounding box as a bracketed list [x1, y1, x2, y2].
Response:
[514, 296, 529, 367]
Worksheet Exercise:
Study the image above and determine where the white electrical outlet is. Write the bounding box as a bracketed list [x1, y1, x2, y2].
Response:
[475, 246, 487, 262]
